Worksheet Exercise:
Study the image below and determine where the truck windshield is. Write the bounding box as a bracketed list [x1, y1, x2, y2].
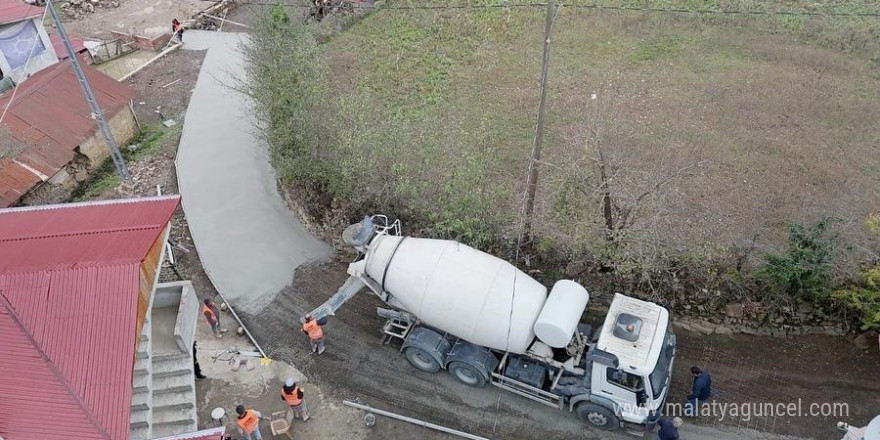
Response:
[649, 331, 674, 398]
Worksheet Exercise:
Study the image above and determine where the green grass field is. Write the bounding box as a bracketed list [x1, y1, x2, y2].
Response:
[253, 1, 880, 312]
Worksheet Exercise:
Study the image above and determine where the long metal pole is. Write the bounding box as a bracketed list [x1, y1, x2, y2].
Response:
[521, 0, 556, 240]
[342, 400, 491, 440]
[45, 0, 131, 182]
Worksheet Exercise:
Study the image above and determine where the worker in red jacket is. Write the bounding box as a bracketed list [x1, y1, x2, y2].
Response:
[171, 18, 184, 42]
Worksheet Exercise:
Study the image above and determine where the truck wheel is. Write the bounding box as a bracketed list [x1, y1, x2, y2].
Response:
[448, 361, 487, 387]
[575, 402, 620, 430]
[405, 347, 441, 373]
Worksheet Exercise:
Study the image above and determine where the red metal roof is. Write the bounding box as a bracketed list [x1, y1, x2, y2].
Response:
[0, 195, 180, 440]
[0, 195, 181, 273]
[0, 0, 41, 24]
[49, 32, 88, 59]
[0, 59, 134, 207]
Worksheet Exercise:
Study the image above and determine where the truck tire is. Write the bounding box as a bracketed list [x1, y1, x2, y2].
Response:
[405, 347, 441, 373]
[448, 361, 487, 387]
[575, 402, 620, 430]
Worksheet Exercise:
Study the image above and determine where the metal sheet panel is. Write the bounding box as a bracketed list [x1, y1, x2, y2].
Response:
[0, 0, 42, 24]
[0, 195, 180, 273]
[0, 196, 180, 439]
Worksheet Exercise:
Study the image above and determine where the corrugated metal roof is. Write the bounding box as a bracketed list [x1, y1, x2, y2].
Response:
[0, 195, 181, 273]
[0, 59, 134, 207]
[0, 195, 180, 440]
[49, 32, 88, 60]
[0, 0, 41, 24]
[0, 297, 110, 440]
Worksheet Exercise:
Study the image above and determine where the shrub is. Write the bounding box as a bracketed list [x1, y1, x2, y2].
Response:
[763, 218, 836, 303]
[833, 267, 880, 331]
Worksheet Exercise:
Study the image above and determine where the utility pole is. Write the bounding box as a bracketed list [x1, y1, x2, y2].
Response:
[45, 0, 131, 183]
[521, 0, 556, 242]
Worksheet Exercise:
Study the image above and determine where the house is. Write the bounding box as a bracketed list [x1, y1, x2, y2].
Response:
[0, 195, 211, 440]
[0, 0, 138, 208]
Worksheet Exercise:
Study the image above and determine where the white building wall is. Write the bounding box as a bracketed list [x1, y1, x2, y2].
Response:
[0, 16, 59, 83]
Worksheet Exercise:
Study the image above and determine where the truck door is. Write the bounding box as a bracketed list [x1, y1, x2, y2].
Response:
[594, 366, 647, 423]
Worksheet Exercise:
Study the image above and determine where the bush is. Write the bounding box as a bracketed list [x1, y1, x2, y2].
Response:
[833, 267, 880, 331]
[763, 218, 836, 303]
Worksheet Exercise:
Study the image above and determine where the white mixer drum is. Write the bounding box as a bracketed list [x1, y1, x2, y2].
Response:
[533, 280, 589, 348]
[364, 234, 547, 353]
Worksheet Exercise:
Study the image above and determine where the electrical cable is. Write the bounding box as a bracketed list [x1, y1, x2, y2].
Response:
[194, 0, 880, 18]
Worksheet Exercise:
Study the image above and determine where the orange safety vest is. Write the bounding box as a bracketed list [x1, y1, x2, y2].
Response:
[203, 304, 217, 322]
[281, 385, 302, 406]
[236, 409, 259, 433]
[302, 320, 323, 340]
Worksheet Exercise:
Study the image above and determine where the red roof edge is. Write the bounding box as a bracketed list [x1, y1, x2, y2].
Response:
[0, 194, 181, 215]
[0, 294, 112, 440]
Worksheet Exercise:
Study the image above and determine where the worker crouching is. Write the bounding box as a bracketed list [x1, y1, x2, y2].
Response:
[281, 378, 310, 421]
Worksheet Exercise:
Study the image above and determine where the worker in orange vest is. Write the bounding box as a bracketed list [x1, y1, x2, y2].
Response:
[235, 404, 263, 440]
[203, 297, 226, 338]
[301, 314, 326, 354]
[281, 377, 310, 421]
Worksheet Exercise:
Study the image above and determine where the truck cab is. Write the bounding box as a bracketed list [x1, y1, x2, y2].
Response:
[587, 294, 675, 425]
[568, 294, 675, 430]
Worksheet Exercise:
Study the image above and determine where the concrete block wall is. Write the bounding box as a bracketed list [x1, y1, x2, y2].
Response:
[0, 18, 60, 84]
[78, 107, 138, 165]
[153, 281, 198, 355]
[109, 30, 171, 51]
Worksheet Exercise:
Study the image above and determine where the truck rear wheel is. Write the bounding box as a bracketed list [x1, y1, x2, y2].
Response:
[448, 361, 487, 387]
[575, 402, 620, 430]
[404, 347, 441, 373]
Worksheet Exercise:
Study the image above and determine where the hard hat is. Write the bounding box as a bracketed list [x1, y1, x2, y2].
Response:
[285, 378, 294, 387]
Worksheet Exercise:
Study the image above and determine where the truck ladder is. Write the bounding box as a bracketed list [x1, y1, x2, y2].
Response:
[376, 308, 417, 345]
[381, 319, 414, 345]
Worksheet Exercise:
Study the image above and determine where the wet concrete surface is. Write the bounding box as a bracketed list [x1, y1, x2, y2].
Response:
[175, 30, 331, 314]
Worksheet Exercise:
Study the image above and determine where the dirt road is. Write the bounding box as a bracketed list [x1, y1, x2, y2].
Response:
[63, 0, 207, 39]
[238, 258, 880, 440]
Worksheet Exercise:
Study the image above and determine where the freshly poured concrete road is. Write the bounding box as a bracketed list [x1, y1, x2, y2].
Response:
[175, 31, 331, 313]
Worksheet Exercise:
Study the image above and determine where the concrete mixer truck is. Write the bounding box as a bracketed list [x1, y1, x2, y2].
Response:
[309, 215, 677, 432]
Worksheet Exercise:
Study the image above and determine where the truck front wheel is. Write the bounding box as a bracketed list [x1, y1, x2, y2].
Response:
[575, 402, 620, 431]
[405, 347, 441, 373]
[448, 361, 487, 387]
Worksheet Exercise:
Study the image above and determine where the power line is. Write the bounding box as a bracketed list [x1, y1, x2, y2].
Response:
[196, 0, 880, 18]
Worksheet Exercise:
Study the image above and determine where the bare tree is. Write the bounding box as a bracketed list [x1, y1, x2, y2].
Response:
[547, 84, 704, 273]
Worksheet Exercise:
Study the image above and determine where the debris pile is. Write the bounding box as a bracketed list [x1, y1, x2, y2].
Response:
[60, 0, 121, 20]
